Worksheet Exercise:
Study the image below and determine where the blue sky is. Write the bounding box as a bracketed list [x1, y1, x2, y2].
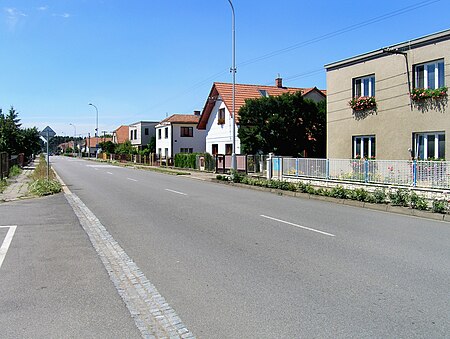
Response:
[1, 0, 449, 137]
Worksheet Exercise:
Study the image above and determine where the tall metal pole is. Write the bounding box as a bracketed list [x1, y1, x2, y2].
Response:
[89, 103, 99, 138]
[227, 0, 237, 172]
[46, 130, 50, 181]
[70, 123, 76, 157]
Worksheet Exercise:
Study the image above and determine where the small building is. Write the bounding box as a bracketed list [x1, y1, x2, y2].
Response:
[155, 112, 206, 159]
[197, 78, 326, 155]
[129, 121, 158, 150]
[112, 125, 129, 144]
[325, 29, 449, 160]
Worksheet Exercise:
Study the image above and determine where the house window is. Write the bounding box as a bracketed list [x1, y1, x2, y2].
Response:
[180, 148, 193, 153]
[218, 108, 225, 125]
[225, 143, 232, 155]
[180, 127, 193, 137]
[165, 127, 169, 139]
[158, 129, 161, 139]
[158, 148, 161, 156]
[352, 135, 376, 159]
[144, 128, 149, 136]
[134, 130, 137, 140]
[414, 59, 445, 89]
[212, 144, 218, 155]
[353, 75, 375, 97]
[258, 89, 269, 97]
[130, 131, 133, 140]
[414, 132, 445, 160]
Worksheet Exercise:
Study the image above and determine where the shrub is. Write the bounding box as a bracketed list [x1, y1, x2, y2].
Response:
[372, 188, 387, 204]
[410, 192, 428, 210]
[0, 179, 6, 193]
[389, 189, 410, 207]
[9, 165, 22, 177]
[349, 187, 369, 201]
[330, 185, 348, 199]
[174, 153, 197, 169]
[432, 199, 448, 214]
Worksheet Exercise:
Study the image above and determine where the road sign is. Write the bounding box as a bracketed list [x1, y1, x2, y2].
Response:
[40, 126, 56, 139]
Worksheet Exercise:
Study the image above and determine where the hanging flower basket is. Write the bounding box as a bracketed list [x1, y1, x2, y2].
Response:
[349, 96, 377, 111]
[410, 86, 448, 101]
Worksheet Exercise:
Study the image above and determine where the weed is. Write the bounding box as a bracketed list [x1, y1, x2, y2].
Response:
[389, 189, 410, 207]
[432, 199, 448, 214]
[9, 165, 22, 177]
[410, 192, 428, 210]
[29, 179, 62, 196]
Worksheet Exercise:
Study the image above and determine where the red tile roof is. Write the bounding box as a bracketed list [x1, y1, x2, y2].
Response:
[160, 114, 200, 124]
[197, 82, 326, 129]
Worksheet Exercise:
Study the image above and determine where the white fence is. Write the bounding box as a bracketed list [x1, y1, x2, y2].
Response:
[269, 157, 450, 189]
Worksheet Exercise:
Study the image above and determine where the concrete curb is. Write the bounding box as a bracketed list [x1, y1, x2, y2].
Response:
[212, 179, 449, 223]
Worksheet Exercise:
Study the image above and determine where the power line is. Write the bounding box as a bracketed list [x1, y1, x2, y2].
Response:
[141, 0, 441, 117]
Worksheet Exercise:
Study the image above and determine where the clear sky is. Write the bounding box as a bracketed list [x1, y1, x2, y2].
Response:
[1, 0, 449, 137]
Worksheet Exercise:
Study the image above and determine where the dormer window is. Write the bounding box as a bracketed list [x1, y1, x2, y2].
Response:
[258, 89, 269, 97]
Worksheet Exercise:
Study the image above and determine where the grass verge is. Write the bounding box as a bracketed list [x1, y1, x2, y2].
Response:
[29, 154, 62, 196]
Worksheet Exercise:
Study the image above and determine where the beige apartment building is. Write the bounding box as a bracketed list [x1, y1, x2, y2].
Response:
[325, 29, 449, 160]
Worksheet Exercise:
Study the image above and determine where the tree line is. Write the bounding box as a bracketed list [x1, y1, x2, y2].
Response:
[0, 106, 41, 158]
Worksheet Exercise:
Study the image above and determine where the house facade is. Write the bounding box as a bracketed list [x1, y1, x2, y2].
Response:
[112, 125, 129, 144]
[155, 113, 206, 159]
[325, 29, 449, 160]
[129, 121, 158, 150]
[197, 78, 326, 155]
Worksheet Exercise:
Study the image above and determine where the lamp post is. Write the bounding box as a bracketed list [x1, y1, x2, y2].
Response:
[69, 123, 76, 157]
[227, 0, 237, 173]
[89, 103, 99, 138]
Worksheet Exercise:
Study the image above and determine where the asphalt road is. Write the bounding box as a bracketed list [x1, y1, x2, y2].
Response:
[47, 156, 450, 337]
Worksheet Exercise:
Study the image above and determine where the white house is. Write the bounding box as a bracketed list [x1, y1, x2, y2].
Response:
[197, 78, 326, 155]
[129, 121, 158, 150]
[155, 113, 206, 159]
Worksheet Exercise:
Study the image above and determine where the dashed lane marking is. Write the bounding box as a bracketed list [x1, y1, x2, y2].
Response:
[165, 189, 188, 196]
[0, 226, 17, 269]
[260, 215, 335, 237]
[127, 178, 138, 182]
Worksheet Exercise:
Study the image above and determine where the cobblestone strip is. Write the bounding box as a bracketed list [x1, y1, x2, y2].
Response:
[65, 192, 195, 339]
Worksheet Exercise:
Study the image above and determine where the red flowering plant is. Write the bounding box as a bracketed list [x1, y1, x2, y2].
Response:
[348, 96, 377, 111]
[410, 86, 447, 101]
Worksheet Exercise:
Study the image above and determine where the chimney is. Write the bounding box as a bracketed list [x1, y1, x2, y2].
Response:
[276, 76, 283, 88]
[194, 110, 201, 116]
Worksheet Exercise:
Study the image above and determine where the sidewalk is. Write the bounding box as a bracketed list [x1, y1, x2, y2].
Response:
[0, 163, 35, 202]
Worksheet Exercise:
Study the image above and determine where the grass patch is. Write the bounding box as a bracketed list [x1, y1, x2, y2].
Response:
[29, 154, 61, 196]
[0, 179, 6, 193]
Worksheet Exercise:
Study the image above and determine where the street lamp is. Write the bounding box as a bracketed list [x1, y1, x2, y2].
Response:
[69, 123, 76, 156]
[89, 103, 98, 138]
[227, 0, 237, 172]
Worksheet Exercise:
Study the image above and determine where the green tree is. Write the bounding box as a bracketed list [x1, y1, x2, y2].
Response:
[0, 106, 40, 157]
[99, 140, 116, 154]
[115, 140, 136, 155]
[238, 92, 326, 157]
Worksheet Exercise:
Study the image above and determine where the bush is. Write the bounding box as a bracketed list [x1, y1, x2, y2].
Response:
[174, 153, 197, 169]
[410, 192, 428, 210]
[9, 165, 22, 177]
[372, 188, 387, 204]
[29, 179, 61, 196]
[389, 189, 410, 207]
[432, 199, 448, 214]
[330, 185, 348, 199]
[349, 188, 369, 201]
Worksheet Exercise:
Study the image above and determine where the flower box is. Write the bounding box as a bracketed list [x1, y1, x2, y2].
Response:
[410, 86, 448, 101]
[349, 96, 376, 111]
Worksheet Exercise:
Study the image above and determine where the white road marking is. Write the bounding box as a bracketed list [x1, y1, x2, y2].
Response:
[107, 172, 113, 175]
[127, 178, 138, 182]
[94, 168, 99, 171]
[260, 215, 335, 237]
[0, 226, 17, 269]
[165, 189, 187, 196]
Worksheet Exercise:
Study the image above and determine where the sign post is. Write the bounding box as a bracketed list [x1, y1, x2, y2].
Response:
[40, 126, 56, 181]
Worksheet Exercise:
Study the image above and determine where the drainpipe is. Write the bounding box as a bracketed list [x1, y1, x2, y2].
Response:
[383, 48, 412, 109]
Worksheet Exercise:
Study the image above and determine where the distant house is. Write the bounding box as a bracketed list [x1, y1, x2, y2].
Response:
[82, 136, 112, 155]
[112, 125, 129, 144]
[325, 29, 449, 160]
[155, 112, 206, 159]
[197, 77, 326, 155]
[129, 121, 158, 150]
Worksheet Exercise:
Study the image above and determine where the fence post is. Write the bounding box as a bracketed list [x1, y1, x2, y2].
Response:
[364, 159, 369, 183]
[413, 160, 417, 187]
[326, 159, 330, 180]
[295, 158, 299, 177]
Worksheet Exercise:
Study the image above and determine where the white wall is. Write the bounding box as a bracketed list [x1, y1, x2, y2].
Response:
[155, 125, 171, 157]
[205, 100, 241, 154]
[172, 123, 206, 155]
